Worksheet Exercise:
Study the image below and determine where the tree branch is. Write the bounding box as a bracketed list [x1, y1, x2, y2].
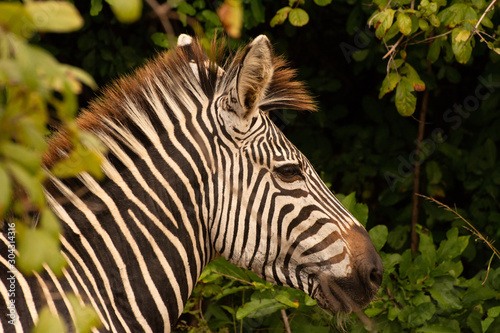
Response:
[281, 309, 291, 333]
[410, 60, 431, 252]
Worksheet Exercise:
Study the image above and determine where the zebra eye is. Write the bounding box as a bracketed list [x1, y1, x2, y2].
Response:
[275, 164, 303, 182]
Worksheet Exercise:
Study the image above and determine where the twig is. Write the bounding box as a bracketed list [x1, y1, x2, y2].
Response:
[281, 309, 291, 333]
[417, 194, 500, 283]
[144, 0, 176, 46]
[474, 0, 497, 32]
[467, 0, 498, 44]
[382, 34, 405, 60]
[406, 30, 453, 46]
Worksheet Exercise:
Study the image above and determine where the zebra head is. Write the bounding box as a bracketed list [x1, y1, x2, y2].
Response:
[193, 35, 384, 313]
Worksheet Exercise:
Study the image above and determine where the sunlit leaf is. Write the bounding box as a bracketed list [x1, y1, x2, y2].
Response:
[452, 27, 473, 64]
[314, 0, 332, 6]
[6, 161, 45, 208]
[270, 7, 291, 27]
[217, 0, 243, 38]
[26, 1, 84, 33]
[67, 295, 102, 332]
[379, 72, 401, 98]
[105, 0, 143, 23]
[0, 3, 35, 38]
[1, 142, 42, 175]
[289, 8, 309, 27]
[16, 226, 66, 275]
[395, 77, 416, 116]
[397, 12, 412, 35]
[373, 9, 395, 39]
[236, 298, 286, 319]
[32, 307, 66, 333]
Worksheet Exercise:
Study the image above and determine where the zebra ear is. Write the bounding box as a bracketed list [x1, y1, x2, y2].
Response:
[236, 35, 274, 118]
[177, 34, 194, 47]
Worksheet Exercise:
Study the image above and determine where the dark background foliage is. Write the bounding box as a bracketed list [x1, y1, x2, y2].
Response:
[2, 0, 500, 331]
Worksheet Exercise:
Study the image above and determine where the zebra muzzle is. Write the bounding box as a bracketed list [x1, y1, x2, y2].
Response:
[316, 226, 383, 313]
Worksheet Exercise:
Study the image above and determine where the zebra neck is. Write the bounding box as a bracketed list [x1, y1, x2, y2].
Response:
[45, 148, 214, 331]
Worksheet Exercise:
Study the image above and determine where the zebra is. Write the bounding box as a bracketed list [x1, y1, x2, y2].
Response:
[0, 35, 383, 332]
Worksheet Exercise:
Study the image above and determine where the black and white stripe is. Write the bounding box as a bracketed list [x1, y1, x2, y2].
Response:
[1, 35, 382, 332]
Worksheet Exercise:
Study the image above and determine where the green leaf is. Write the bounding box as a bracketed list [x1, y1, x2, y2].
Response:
[369, 225, 388, 251]
[59, 65, 97, 90]
[275, 290, 299, 308]
[67, 294, 101, 333]
[1, 142, 42, 175]
[418, 228, 436, 268]
[151, 32, 171, 49]
[436, 228, 469, 261]
[0, 164, 12, 216]
[6, 161, 45, 208]
[314, 0, 332, 5]
[0, 2, 35, 38]
[426, 161, 442, 184]
[428, 38, 442, 63]
[418, 324, 459, 333]
[17, 227, 66, 275]
[40, 208, 61, 239]
[395, 77, 416, 116]
[438, 4, 467, 28]
[388, 225, 410, 250]
[429, 276, 462, 310]
[201, 10, 222, 26]
[288, 8, 309, 27]
[373, 9, 395, 39]
[488, 306, 500, 317]
[467, 310, 483, 333]
[452, 27, 473, 64]
[402, 63, 426, 91]
[25, 1, 84, 33]
[270, 7, 291, 27]
[105, 0, 143, 23]
[352, 49, 370, 62]
[337, 192, 369, 226]
[397, 12, 412, 35]
[419, 18, 430, 31]
[177, 1, 196, 16]
[32, 307, 66, 333]
[206, 258, 250, 282]
[236, 298, 286, 319]
[409, 302, 436, 327]
[90, 0, 103, 16]
[379, 72, 401, 98]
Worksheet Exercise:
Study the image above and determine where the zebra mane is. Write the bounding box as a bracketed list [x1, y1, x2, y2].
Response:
[43, 36, 316, 168]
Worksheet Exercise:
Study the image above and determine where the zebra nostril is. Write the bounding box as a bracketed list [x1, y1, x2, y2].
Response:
[368, 265, 383, 290]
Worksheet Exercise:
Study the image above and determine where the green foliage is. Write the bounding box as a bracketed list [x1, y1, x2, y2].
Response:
[176, 257, 334, 332]
[349, 226, 500, 332]
[1, 0, 500, 332]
